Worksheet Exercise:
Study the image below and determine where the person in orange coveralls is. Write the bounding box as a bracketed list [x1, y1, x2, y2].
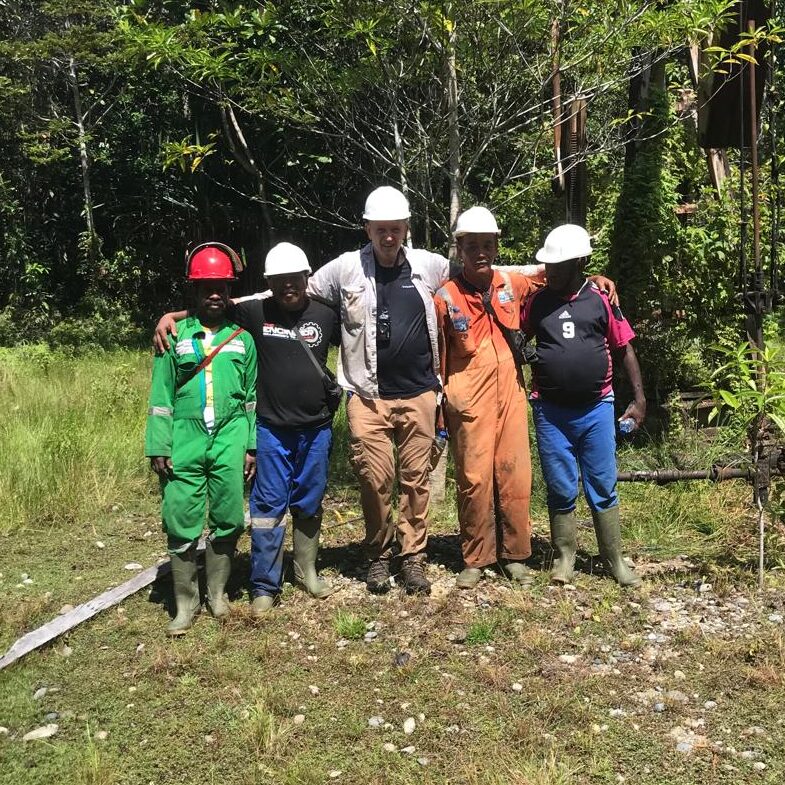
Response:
[434, 207, 616, 588]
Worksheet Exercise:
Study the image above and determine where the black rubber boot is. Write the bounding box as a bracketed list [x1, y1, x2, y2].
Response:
[549, 510, 578, 584]
[592, 507, 641, 587]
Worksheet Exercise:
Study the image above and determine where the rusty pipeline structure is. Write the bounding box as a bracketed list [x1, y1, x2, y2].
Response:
[617, 449, 785, 487]
[551, 4, 783, 583]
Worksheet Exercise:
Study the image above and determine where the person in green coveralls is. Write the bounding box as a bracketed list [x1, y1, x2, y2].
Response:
[145, 242, 257, 635]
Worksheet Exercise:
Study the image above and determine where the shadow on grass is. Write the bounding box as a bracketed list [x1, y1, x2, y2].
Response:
[146, 519, 714, 617]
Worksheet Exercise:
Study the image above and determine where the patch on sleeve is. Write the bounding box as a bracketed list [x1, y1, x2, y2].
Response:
[448, 305, 469, 332]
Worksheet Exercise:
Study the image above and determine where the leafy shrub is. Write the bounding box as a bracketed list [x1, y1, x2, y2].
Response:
[47, 308, 147, 352]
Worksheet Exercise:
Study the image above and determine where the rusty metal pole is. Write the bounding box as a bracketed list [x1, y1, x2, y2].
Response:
[744, 20, 764, 361]
[746, 19, 767, 589]
[749, 22, 762, 285]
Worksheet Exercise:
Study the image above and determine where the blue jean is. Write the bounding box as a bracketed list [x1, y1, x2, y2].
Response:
[249, 421, 332, 597]
[532, 398, 618, 513]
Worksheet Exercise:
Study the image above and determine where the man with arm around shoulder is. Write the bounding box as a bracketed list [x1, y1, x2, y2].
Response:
[521, 224, 645, 587]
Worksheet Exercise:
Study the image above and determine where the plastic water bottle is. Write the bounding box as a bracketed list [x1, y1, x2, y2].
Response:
[618, 417, 636, 434]
[434, 428, 448, 451]
[431, 428, 449, 475]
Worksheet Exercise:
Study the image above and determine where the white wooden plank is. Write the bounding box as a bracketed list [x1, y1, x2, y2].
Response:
[0, 540, 206, 671]
[0, 562, 168, 670]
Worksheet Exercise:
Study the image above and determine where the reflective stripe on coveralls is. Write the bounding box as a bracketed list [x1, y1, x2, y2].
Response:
[435, 271, 535, 569]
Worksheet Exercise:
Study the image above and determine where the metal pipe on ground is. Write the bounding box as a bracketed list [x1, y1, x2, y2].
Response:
[617, 466, 754, 484]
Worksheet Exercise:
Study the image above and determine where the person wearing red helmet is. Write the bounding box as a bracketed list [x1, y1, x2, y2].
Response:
[145, 243, 257, 635]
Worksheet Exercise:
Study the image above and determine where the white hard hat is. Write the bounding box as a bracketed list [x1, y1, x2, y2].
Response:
[453, 206, 501, 238]
[535, 224, 593, 264]
[362, 186, 411, 221]
[264, 242, 311, 276]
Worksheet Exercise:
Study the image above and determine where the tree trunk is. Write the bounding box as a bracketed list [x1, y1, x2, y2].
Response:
[67, 57, 99, 260]
[391, 94, 413, 248]
[221, 104, 276, 246]
[445, 13, 461, 260]
[609, 53, 670, 327]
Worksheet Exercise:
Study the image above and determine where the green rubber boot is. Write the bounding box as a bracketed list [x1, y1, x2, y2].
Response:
[501, 561, 533, 583]
[167, 545, 200, 636]
[292, 514, 336, 599]
[251, 595, 276, 617]
[456, 567, 482, 589]
[205, 537, 236, 619]
[549, 510, 578, 584]
[592, 507, 641, 587]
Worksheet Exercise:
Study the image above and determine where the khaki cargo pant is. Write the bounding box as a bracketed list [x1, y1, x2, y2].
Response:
[347, 389, 436, 560]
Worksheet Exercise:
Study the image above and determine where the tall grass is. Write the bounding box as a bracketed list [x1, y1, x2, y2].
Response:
[0, 345, 155, 534]
[0, 345, 356, 537]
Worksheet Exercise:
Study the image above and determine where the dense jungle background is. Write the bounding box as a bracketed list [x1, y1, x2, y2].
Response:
[1, 0, 782, 397]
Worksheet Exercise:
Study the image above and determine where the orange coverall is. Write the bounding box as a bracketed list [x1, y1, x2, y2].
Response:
[434, 270, 537, 569]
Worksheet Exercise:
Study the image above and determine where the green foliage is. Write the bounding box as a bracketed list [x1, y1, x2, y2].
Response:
[708, 341, 785, 438]
[0, 0, 775, 390]
[47, 309, 147, 352]
[161, 134, 218, 174]
[465, 618, 496, 646]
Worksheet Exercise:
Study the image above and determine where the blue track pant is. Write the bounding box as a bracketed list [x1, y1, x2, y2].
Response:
[532, 398, 618, 513]
[249, 421, 332, 598]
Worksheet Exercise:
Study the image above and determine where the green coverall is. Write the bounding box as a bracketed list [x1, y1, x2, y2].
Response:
[144, 317, 257, 550]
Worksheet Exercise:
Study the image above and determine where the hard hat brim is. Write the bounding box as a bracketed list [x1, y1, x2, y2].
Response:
[454, 228, 501, 239]
[186, 241, 244, 278]
[362, 212, 411, 221]
[265, 269, 311, 277]
[535, 247, 592, 264]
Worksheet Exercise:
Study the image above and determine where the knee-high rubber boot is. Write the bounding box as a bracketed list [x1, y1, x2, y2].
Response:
[292, 514, 335, 599]
[205, 537, 236, 619]
[167, 545, 200, 636]
[592, 507, 641, 587]
[549, 510, 578, 584]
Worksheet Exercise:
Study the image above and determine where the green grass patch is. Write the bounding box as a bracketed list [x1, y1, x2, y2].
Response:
[0, 345, 157, 535]
[465, 618, 496, 646]
[333, 609, 366, 640]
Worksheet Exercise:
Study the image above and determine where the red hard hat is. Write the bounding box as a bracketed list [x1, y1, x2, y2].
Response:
[185, 242, 243, 280]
